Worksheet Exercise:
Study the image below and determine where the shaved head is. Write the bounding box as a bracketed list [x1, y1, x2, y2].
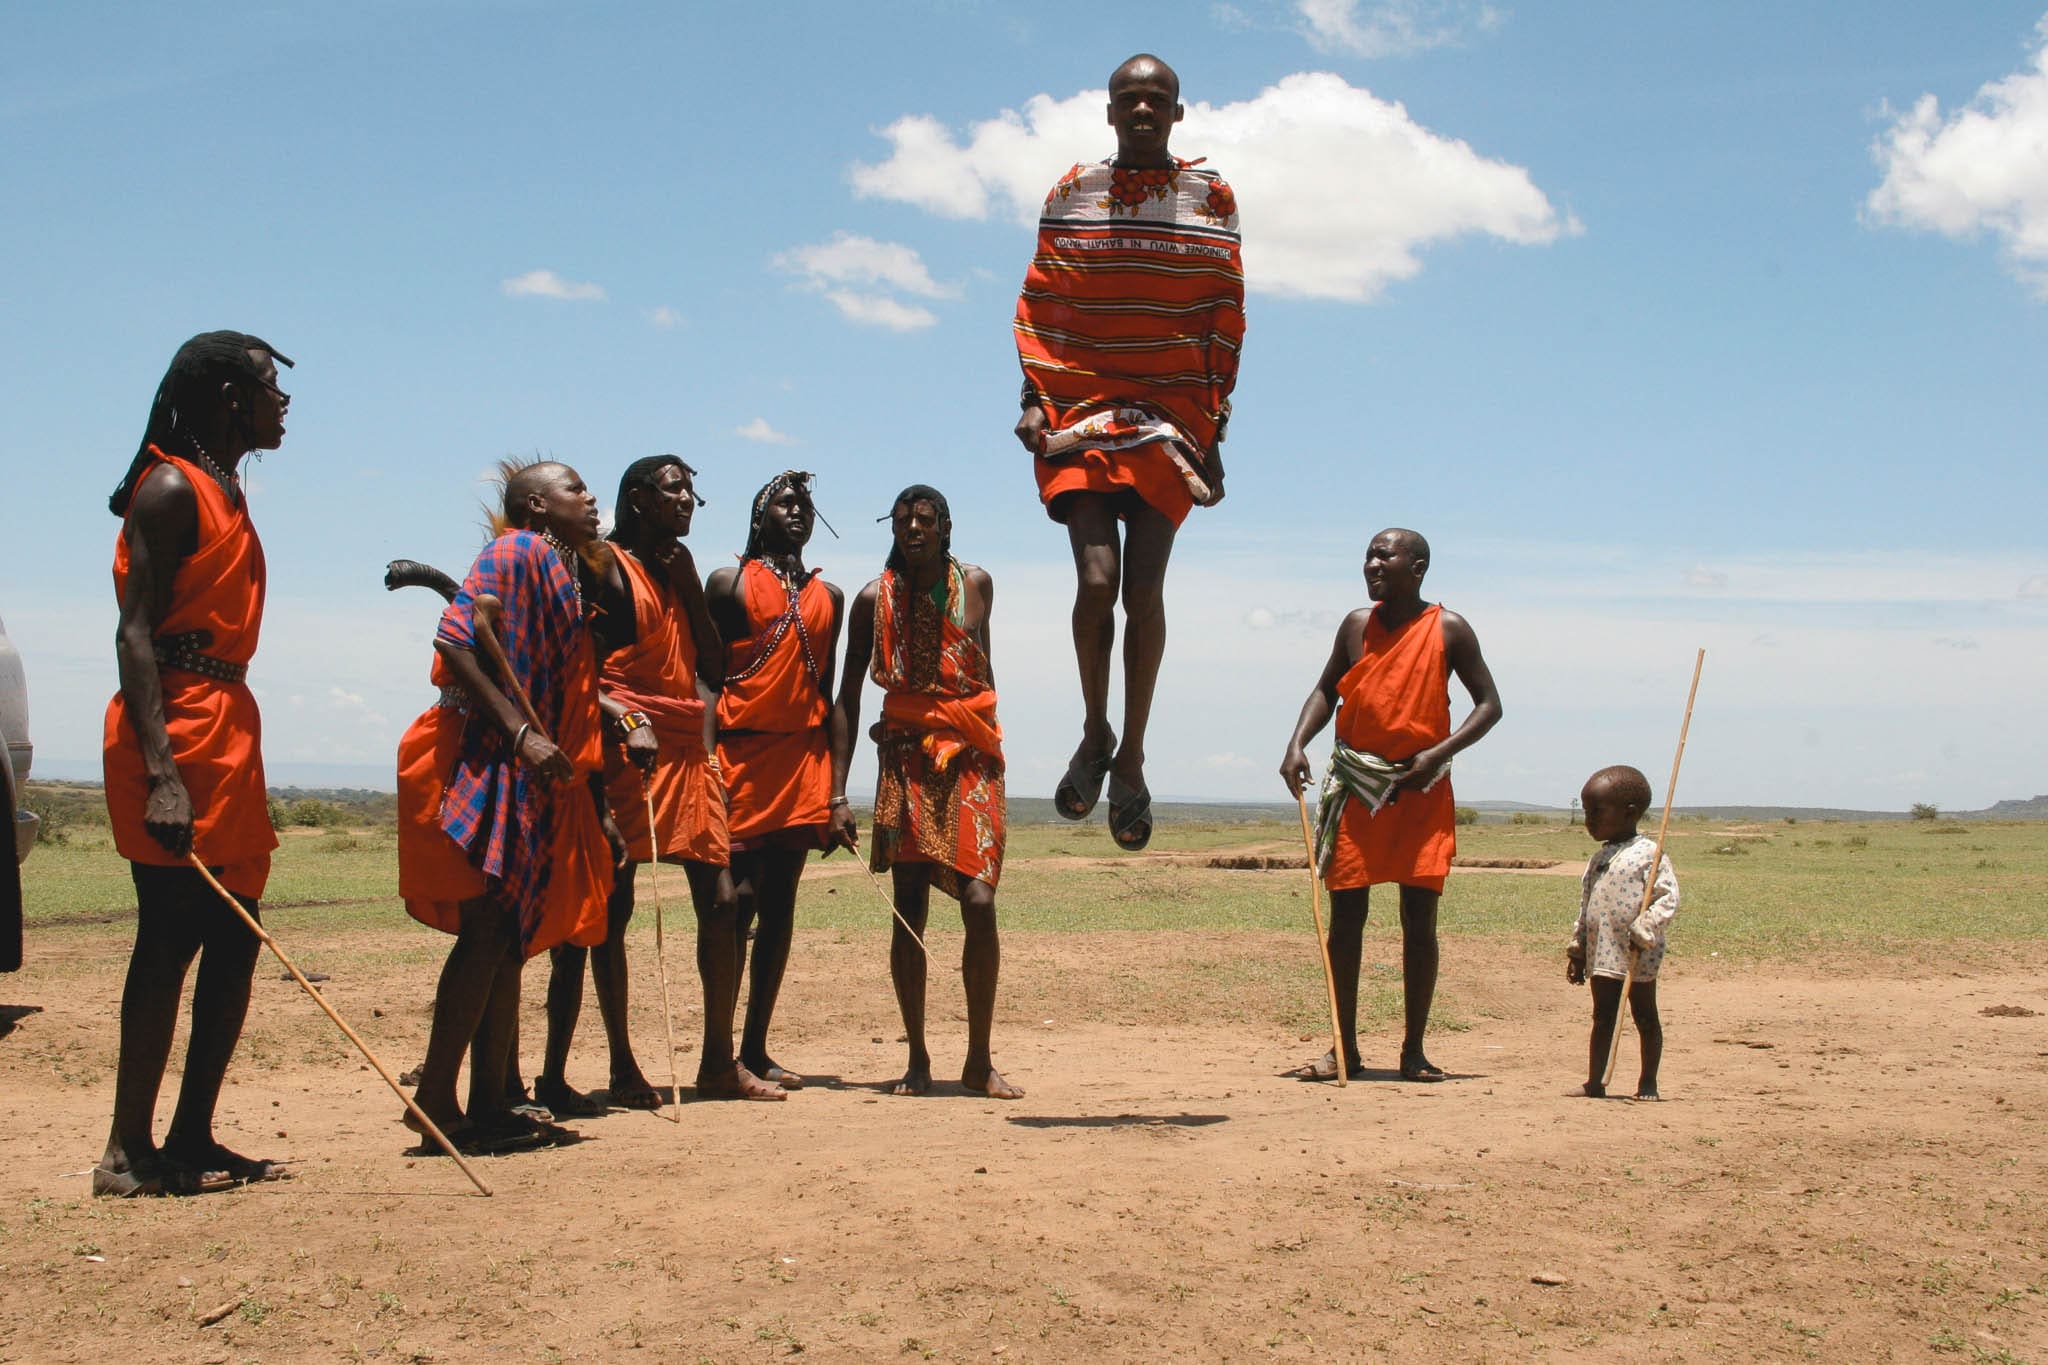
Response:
[501, 460, 569, 527]
[1377, 527, 1431, 563]
[1111, 52, 1179, 99]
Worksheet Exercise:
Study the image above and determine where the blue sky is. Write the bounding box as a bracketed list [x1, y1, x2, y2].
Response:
[3, 1, 2044, 810]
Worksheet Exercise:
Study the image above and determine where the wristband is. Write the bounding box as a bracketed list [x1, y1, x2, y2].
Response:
[513, 722, 532, 756]
[614, 709, 651, 736]
[829, 795, 850, 808]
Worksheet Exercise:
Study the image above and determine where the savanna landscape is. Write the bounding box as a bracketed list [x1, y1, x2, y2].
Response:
[2, 788, 2045, 1362]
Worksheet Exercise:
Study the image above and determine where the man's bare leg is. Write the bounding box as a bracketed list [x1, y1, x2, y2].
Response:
[1061, 496, 1122, 809]
[736, 848, 805, 1086]
[1629, 979, 1662, 1100]
[589, 864, 659, 1105]
[1110, 504, 1177, 807]
[1574, 975, 1623, 1097]
[465, 926, 526, 1121]
[958, 879, 1021, 1099]
[535, 941, 600, 1114]
[411, 897, 512, 1135]
[99, 871, 205, 1195]
[1306, 888, 1369, 1079]
[888, 864, 933, 1095]
[689, 860, 782, 1100]
[1397, 886, 1445, 1081]
[159, 890, 265, 1178]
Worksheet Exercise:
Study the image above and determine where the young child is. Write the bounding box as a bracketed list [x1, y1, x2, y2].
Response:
[1566, 764, 1679, 1099]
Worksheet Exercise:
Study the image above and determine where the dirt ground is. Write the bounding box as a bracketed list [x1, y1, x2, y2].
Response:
[3, 863, 2045, 1362]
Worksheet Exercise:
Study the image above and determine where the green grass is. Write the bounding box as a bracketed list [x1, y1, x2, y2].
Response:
[20, 816, 2048, 968]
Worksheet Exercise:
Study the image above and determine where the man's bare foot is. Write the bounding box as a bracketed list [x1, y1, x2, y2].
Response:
[962, 1063, 1023, 1099]
[1567, 1081, 1607, 1098]
[1398, 1049, 1446, 1083]
[695, 1063, 786, 1101]
[92, 1149, 214, 1198]
[606, 1068, 664, 1110]
[1633, 1085, 1661, 1102]
[891, 1061, 932, 1096]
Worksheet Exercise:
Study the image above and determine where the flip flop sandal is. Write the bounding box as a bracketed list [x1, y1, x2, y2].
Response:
[758, 1064, 806, 1091]
[1106, 774, 1154, 852]
[1286, 1051, 1363, 1082]
[1054, 740, 1115, 821]
[606, 1081, 665, 1110]
[1399, 1051, 1447, 1083]
[163, 1142, 290, 1184]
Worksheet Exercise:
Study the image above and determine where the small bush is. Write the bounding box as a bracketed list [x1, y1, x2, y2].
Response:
[1845, 834, 1868, 849]
[285, 798, 337, 828]
[1927, 821, 1968, 835]
[1911, 802, 1939, 821]
[1454, 807, 1478, 826]
[1511, 812, 1547, 825]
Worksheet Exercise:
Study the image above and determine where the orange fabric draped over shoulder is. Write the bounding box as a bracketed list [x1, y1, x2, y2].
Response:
[602, 547, 727, 866]
[715, 560, 833, 846]
[103, 449, 275, 899]
[867, 561, 1006, 899]
[1324, 604, 1456, 894]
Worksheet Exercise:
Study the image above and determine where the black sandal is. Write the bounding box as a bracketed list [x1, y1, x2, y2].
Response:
[1054, 738, 1115, 821]
[1106, 773, 1153, 852]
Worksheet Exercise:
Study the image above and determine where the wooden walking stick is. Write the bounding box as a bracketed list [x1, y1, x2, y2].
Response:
[184, 854, 492, 1196]
[857, 858, 934, 963]
[468, 594, 545, 737]
[641, 784, 686, 1125]
[1602, 648, 1705, 1089]
[1295, 792, 1348, 1086]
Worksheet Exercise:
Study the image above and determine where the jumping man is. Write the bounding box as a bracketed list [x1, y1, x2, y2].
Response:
[1014, 52, 1245, 851]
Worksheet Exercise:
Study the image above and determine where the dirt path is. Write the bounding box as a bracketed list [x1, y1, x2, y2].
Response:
[3, 928, 2044, 1361]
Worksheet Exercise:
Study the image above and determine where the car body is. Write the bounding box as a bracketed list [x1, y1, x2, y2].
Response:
[0, 611, 36, 863]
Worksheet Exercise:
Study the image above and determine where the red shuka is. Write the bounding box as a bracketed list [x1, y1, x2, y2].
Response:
[102, 449, 275, 899]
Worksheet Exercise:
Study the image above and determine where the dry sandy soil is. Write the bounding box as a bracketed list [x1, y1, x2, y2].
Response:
[3, 857, 2045, 1362]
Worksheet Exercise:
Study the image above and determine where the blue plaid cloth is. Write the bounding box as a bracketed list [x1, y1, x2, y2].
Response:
[436, 531, 584, 952]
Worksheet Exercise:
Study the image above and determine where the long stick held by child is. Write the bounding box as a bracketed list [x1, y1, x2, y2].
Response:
[1601, 651, 1704, 1087]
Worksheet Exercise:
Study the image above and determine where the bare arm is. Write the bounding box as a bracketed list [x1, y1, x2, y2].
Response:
[114, 466, 200, 854]
[817, 580, 846, 708]
[826, 581, 879, 853]
[1393, 609, 1503, 793]
[434, 638, 570, 783]
[1278, 610, 1369, 798]
[963, 565, 995, 680]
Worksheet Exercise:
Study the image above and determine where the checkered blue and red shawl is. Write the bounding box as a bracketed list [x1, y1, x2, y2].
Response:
[435, 530, 583, 947]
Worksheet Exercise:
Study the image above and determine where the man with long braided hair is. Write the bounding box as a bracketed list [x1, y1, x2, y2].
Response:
[98, 331, 293, 1196]
[538, 455, 781, 1107]
[829, 486, 1020, 1100]
[707, 471, 843, 1090]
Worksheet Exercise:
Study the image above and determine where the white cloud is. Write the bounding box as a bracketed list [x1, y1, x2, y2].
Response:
[646, 305, 683, 329]
[1866, 18, 2048, 296]
[1205, 752, 1256, 768]
[1686, 565, 1729, 589]
[773, 233, 954, 330]
[775, 233, 957, 299]
[500, 269, 606, 302]
[2019, 574, 2048, 598]
[849, 71, 1575, 302]
[1295, 0, 1502, 59]
[823, 291, 938, 331]
[735, 417, 797, 446]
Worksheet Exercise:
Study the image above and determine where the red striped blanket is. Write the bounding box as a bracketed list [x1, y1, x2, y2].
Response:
[1014, 158, 1244, 497]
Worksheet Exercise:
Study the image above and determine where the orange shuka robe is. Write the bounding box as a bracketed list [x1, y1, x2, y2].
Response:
[1323, 604, 1456, 894]
[868, 561, 1006, 900]
[602, 547, 727, 866]
[395, 531, 610, 959]
[715, 559, 833, 848]
[103, 449, 276, 899]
